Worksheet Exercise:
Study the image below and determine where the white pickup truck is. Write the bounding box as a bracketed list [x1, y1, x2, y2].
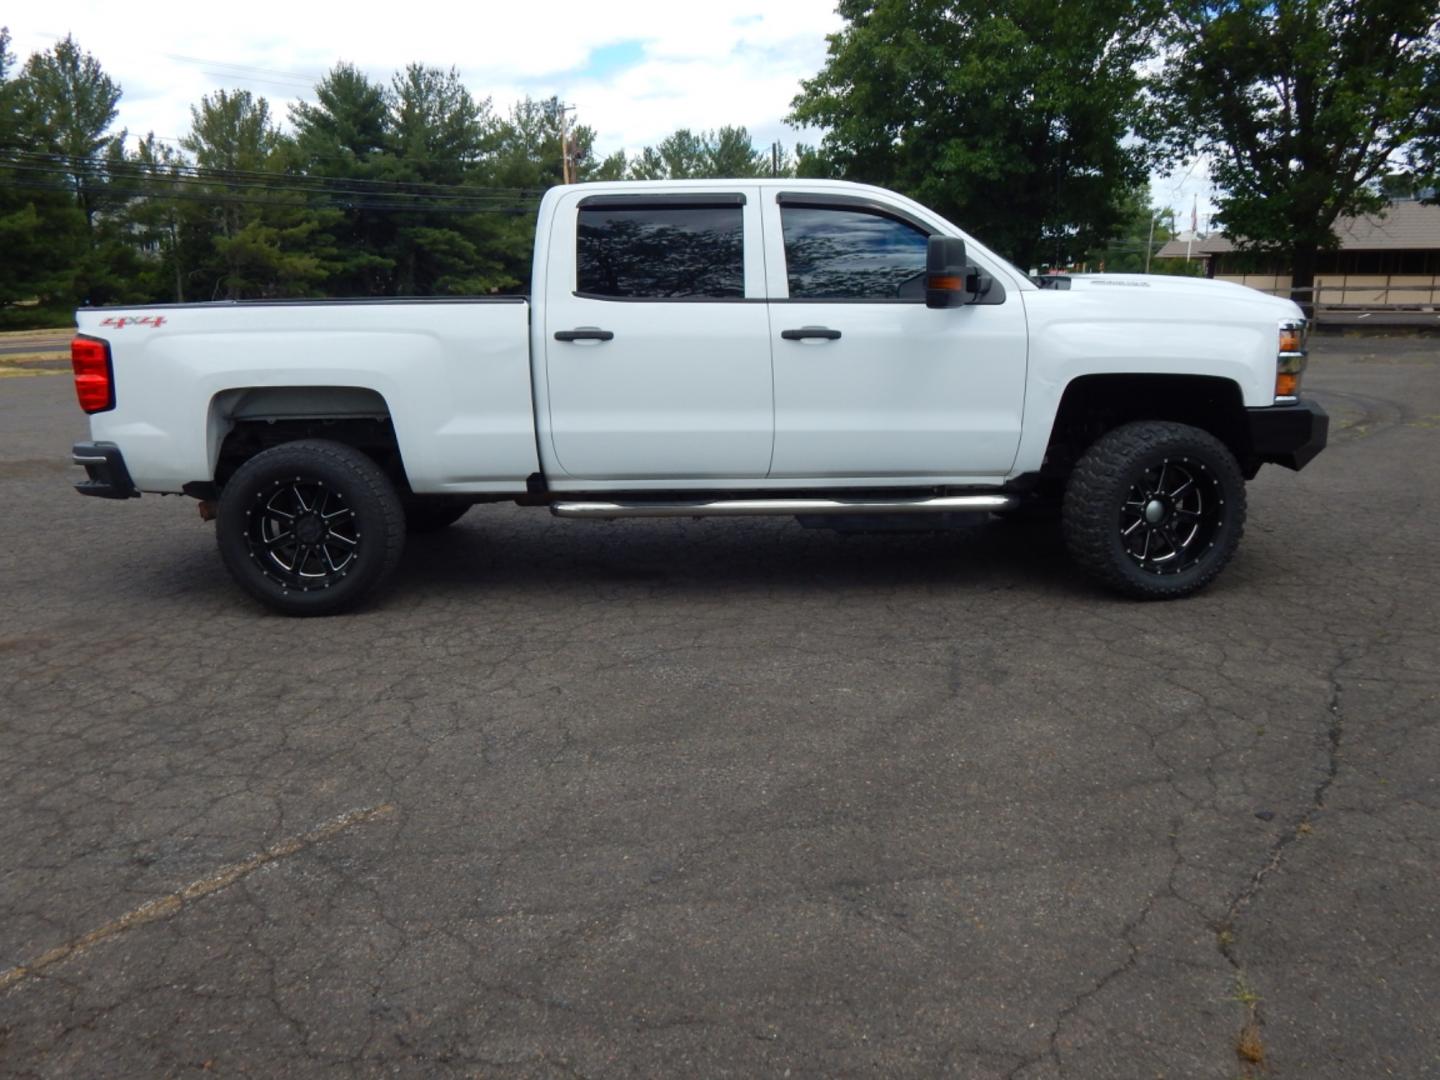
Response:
[69, 179, 1327, 615]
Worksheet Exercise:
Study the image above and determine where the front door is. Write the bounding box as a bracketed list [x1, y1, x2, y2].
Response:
[543, 189, 773, 481]
[762, 194, 1028, 480]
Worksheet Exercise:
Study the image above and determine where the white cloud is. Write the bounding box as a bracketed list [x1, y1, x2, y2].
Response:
[10, 1, 1206, 233]
[6, 0, 841, 152]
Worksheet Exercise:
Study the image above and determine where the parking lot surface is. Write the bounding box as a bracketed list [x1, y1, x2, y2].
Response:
[1, 334, 1437, 1078]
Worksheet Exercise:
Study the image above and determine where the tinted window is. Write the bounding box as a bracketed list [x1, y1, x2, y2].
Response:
[782, 205, 929, 300]
[577, 205, 744, 299]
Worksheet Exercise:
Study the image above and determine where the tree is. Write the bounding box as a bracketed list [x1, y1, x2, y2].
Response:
[1154, 0, 1440, 307]
[789, 0, 1160, 271]
[1081, 186, 1204, 275]
[0, 27, 13, 134]
[490, 95, 607, 187]
[0, 27, 81, 319]
[3, 34, 133, 311]
[183, 90, 322, 299]
[387, 64, 513, 294]
[122, 134, 191, 301]
[291, 63, 389, 167]
[708, 126, 769, 177]
[625, 145, 667, 180]
[14, 34, 122, 228]
[390, 63, 491, 181]
[652, 128, 709, 177]
[485, 96, 605, 287]
[289, 64, 397, 296]
[624, 126, 776, 180]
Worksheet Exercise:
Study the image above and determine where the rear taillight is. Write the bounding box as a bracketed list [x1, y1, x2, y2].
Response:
[71, 335, 114, 413]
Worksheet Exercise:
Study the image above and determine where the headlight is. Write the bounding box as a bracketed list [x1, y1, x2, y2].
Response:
[1276, 319, 1307, 402]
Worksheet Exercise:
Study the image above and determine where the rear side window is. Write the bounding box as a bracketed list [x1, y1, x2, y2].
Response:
[577, 204, 744, 299]
[781, 205, 929, 300]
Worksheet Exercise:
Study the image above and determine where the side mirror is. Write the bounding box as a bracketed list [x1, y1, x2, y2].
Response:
[926, 236, 974, 308]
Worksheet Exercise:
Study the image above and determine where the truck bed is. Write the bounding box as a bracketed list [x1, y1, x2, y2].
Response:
[76, 297, 541, 495]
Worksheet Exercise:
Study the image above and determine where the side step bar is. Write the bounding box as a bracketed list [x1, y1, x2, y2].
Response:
[551, 493, 1017, 520]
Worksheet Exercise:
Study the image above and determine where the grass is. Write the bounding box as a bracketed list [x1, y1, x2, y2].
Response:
[0, 327, 72, 378]
[1236, 1020, 1266, 1066]
[0, 326, 74, 346]
[0, 361, 69, 377]
[1227, 975, 1267, 1074]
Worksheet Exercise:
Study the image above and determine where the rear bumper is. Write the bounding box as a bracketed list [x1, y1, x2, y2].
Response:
[1246, 400, 1329, 472]
[72, 442, 140, 499]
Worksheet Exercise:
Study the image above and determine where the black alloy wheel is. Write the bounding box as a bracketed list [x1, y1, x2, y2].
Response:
[1063, 420, 1246, 599]
[1118, 458, 1223, 575]
[246, 478, 360, 589]
[216, 439, 405, 616]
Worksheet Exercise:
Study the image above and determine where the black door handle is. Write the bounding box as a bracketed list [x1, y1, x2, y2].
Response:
[554, 327, 614, 342]
[780, 326, 842, 341]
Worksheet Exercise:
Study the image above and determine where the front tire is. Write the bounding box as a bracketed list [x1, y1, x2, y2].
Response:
[1063, 421, 1246, 599]
[216, 439, 406, 616]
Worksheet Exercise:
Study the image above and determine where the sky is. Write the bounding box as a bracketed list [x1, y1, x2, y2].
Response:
[5, 0, 1215, 230]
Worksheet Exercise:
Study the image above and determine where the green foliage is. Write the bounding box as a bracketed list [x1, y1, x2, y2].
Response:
[14, 34, 122, 181]
[1154, 0, 1440, 294]
[621, 126, 791, 179]
[789, 0, 1161, 271]
[0, 33, 125, 316]
[181, 89, 315, 299]
[288, 64, 398, 296]
[10, 11, 1426, 316]
[1083, 186, 1167, 273]
[1080, 186, 1200, 276]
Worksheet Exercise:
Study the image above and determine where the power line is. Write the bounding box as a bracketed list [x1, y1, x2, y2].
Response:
[2, 159, 548, 214]
[7, 148, 544, 198]
[130, 129, 560, 169]
[1, 174, 540, 214]
[3, 169, 540, 214]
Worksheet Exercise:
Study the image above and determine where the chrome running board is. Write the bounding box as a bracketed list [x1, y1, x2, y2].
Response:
[550, 493, 1017, 519]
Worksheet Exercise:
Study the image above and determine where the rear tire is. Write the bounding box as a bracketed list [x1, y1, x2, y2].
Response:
[1063, 421, 1245, 599]
[216, 439, 405, 616]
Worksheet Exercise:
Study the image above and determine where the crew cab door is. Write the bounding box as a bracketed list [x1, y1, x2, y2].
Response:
[542, 189, 772, 480]
[761, 192, 1027, 479]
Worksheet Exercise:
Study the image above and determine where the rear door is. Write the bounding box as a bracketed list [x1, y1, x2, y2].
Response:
[542, 189, 773, 481]
[761, 192, 1028, 479]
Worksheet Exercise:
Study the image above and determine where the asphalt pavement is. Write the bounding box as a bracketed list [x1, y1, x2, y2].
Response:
[0, 334, 69, 359]
[1, 334, 1436, 1078]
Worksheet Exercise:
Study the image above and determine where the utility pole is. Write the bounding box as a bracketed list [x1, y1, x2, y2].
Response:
[559, 104, 576, 184]
[1185, 194, 1197, 262]
[772, 141, 780, 178]
[1145, 213, 1156, 274]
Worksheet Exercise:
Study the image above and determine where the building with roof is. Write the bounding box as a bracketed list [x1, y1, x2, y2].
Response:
[1154, 198, 1440, 324]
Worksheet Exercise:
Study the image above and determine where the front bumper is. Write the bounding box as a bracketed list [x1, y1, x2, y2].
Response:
[72, 442, 140, 499]
[1246, 400, 1329, 472]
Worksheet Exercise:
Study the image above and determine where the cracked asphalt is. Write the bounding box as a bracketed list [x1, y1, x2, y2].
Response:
[1, 333, 1437, 1078]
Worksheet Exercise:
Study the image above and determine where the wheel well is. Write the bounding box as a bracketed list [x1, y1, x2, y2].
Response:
[1040, 374, 1255, 485]
[209, 386, 409, 492]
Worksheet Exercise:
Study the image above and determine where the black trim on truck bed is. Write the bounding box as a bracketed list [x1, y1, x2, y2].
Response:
[79, 297, 528, 312]
[1246, 400, 1329, 471]
[72, 443, 139, 499]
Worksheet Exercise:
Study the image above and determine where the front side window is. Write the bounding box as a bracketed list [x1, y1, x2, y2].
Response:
[781, 205, 929, 300]
[577, 204, 744, 299]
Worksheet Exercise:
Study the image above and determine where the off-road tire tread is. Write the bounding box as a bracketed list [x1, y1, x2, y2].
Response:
[1063, 421, 1246, 600]
[216, 439, 405, 616]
